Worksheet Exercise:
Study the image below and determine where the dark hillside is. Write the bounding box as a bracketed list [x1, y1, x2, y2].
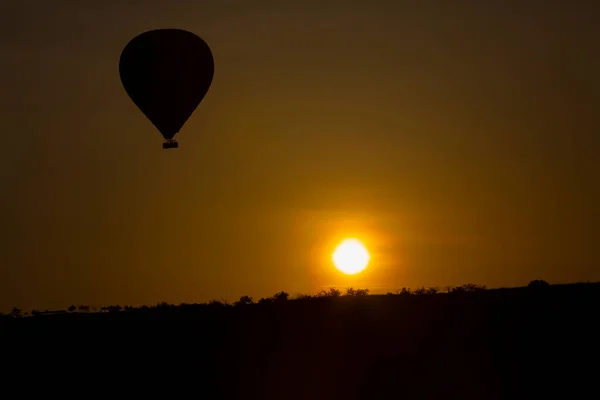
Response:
[3, 282, 599, 399]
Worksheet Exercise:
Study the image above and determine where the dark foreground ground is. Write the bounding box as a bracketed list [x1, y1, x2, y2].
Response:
[2, 283, 599, 399]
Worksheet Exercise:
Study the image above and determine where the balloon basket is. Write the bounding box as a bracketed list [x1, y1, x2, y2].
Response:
[162, 140, 178, 149]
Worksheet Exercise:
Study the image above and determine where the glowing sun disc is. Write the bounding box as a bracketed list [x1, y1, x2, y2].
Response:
[332, 238, 370, 275]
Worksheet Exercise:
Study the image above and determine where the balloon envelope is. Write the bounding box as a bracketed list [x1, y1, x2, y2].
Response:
[119, 29, 214, 143]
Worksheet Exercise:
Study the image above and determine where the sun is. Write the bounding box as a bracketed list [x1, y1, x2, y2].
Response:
[332, 238, 370, 275]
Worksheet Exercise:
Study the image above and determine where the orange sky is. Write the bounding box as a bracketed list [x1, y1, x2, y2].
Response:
[1, 1, 599, 311]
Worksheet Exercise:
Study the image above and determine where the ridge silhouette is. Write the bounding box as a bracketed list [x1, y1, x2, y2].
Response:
[3, 281, 599, 399]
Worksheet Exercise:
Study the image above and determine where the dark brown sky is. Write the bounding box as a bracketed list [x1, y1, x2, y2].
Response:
[1, 0, 598, 311]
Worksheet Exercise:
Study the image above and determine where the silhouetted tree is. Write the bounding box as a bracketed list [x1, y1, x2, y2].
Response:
[234, 295, 254, 307]
[397, 288, 412, 296]
[68, 305, 77, 312]
[316, 287, 342, 298]
[414, 287, 427, 296]
[258, 297, 273, 305]
[527, 280, 550, 297]
[10, 307, 22, 318]
[31, 309, 41, 316]
[102, 305, 122, 313]
[427, 287, 439, 295]
[463, 283, 486, 292]
[78, 305, 90, 312]
[345, 288, 369, 297]
[295, 293, 314, 300]
[272, 291, 290, 302]
[528, 279, 550, 288]
[451, 284, 486, 294]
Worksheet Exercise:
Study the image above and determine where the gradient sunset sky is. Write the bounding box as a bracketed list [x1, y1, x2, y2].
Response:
[1, 0, 598, 311]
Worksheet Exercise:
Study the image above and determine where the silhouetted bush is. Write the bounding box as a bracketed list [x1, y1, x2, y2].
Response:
[316, 288, 342, 298]
[234, 295, 254, 307]
[426, 287, 439, 295]
[208, 299, 229, 308]
[465, 283, 486, 292]
[414, 287, 427, 296]
[451, 284, 486, 294]
[345, 287, 369, 297]
[272, 291, 290, 302]
[528, 280, 550, 288]
[258, 297, 273, 305]
[100, 305, 122, 313]
[10, 307, 22, 318]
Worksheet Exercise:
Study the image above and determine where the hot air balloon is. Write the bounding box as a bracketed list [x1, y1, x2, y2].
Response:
[119, 29, 214, 149]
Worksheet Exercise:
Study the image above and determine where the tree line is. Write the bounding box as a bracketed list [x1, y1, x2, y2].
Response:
[2, 280, 551, 318]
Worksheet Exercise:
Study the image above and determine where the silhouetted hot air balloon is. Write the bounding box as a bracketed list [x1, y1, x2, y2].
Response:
[119, 29, 214, 149]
